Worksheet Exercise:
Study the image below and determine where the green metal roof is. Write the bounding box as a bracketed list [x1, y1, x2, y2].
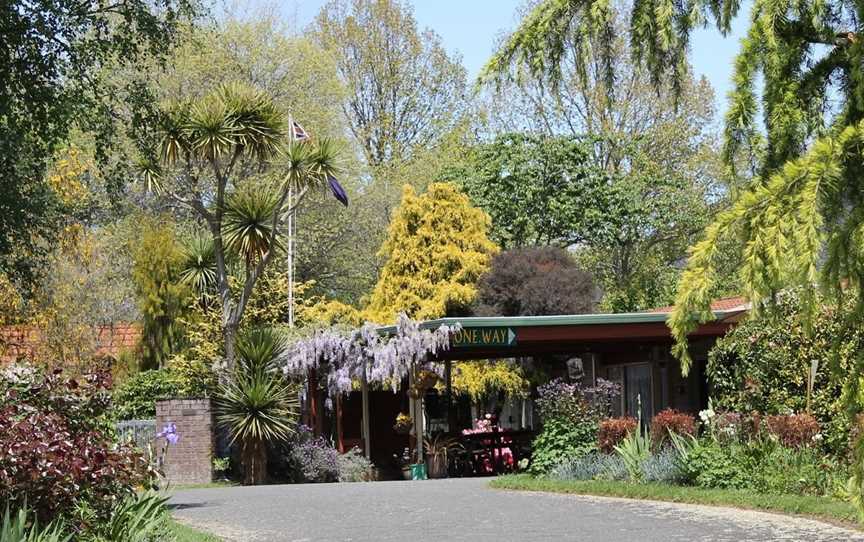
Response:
[377, 308, 742, 334]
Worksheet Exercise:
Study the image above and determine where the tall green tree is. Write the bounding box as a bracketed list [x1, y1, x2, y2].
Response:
[132, 218, 189, 370]
[314, 0, 468, 167]
[445, 133, 609, 249]
[365, 183, 498, 323]
[0, 0, 197, 293]
[144, 83, 342, 369]
[479, 5, 723, 311]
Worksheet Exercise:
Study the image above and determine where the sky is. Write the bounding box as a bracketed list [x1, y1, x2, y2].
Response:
[261, 0, 751, 116]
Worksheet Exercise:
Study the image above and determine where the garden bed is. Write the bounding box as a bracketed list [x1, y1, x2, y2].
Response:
[490, 474, 861, 528]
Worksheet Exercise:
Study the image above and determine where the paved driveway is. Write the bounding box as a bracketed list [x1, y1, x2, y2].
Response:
[170, 478, 863, 541]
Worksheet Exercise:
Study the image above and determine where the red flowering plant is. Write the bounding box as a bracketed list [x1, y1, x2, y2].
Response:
[0, 363, 153, 526]
[649, 409, 696, 449]
[598, 417, 637, 453]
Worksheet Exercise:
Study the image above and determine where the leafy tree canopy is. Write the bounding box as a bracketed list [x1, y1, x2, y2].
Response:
[445, 133, 609, 249]
[314, 0, 467, 167]
[0, 0, 197, 293]
[475, 246, 595, 316]
[365, 183, 498, 323]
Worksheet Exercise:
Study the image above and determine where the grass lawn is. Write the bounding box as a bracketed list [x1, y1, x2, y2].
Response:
[168, 519, 223, 541]
[490, 474, 860, 528]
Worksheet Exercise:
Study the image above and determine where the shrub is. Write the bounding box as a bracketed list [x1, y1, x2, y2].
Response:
[112, 369, 179, 420]
[530, 379, 620, 474]
[337, 448, 374, 482]
[764, 413, 820, 448]
[0, 364, 153, 526]
[550, 452, 627, 481]
[531, 417, 598, 474]
[682, 440, 749, 489]
[649, 409, 696, 448]
[285, 427, 339, 483]
[640, 447, 685, 483]
[708, 290, 857, 454]
[598, 417, 637, 453]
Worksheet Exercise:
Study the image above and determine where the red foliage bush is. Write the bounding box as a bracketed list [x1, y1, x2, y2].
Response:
[764, 413, 820, 448]
[0, 365, 152, 524]
[649, 409, 696, 447]
[598, 417, 637, 453]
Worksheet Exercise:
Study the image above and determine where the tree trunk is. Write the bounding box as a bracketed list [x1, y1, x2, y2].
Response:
[242, 437, 267, 485]
[223, 321, 238, 373]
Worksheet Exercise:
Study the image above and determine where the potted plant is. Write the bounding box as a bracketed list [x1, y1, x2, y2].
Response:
[393, 447, 412, 479]
[213, 456, 231, 482]
[393, 412, 412, 435]
[424, 434, 460, 479]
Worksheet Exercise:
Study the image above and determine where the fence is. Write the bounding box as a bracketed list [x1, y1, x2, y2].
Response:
[116, 419, 156, 457]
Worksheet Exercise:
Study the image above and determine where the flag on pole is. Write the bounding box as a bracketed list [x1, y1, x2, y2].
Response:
[292, 121, 309, 141]
[328, 175, 349, 207]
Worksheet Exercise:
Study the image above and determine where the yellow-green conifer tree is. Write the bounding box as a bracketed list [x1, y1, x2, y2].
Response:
[366, 183, 498, 323]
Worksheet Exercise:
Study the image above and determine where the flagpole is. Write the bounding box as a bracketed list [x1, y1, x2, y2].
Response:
[287, 114, 295, 329]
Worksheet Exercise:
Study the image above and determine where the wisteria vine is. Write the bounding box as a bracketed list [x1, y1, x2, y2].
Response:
[280, 313, 460, 399]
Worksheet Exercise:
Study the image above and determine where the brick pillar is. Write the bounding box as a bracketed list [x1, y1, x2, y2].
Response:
[155, 399, 215, 485]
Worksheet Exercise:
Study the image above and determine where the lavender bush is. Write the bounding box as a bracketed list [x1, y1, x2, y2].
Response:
[550, 452, 627, 481]
[284, 426, 339, 483]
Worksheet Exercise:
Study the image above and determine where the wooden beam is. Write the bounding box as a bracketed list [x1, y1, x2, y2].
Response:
[361, 366, 371, 460]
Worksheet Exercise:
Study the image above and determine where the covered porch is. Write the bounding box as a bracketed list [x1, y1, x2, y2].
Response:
[333, 302, 747, 475]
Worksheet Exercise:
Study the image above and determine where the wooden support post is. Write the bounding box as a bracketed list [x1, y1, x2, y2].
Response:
[445, 359, 455, 433]
[336, 394, 344, 453]
[361, 366, 371, 460]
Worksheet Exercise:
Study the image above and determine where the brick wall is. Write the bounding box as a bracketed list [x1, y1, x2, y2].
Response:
[155, 399, 214, 485]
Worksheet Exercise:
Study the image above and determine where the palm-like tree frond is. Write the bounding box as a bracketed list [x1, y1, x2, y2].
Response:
[217, 82, 285, 161]
[236, 327, 289, 374]
[179, 233, 217, 297]
[216, 326, 299, 446]
[282, 137, 342, 194]
[223, 186, 283, 264]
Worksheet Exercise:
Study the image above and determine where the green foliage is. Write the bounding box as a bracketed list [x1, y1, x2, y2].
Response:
[1, 0, 197, 294]
[613, 430, 652, 482]
[708, 291, 860, 454]
[365, 183, 498, 323]
[132, 218, 190, 370]
[482, 0, 735, 95]
[215, 328, 299, 484]
[447, 134, 607, 249]
[81, 491, 170, 542]
[0, 505, 69, 542]
[531, 417, 598, 475]
[671, 433, 846, 497]
[112, 370, 180, 421]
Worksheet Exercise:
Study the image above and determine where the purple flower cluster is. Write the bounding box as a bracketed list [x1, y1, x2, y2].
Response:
[157, 422, 180, 445]
[287, 426, 339, 483]
[280, 313, 460, 398]
[536, 378, 621, 423]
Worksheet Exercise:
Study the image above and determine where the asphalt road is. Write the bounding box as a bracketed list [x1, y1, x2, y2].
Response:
[170, 477, 864, 542]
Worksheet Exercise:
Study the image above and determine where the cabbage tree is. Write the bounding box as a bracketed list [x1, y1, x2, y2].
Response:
[142, 83, 345, 369]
